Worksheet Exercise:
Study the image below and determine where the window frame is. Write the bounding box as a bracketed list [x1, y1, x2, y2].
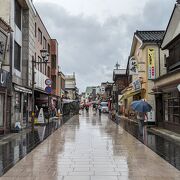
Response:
[14, 41, 21, 71]
[14, 0, 22, 30]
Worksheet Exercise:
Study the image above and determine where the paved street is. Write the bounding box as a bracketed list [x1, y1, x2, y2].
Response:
[1, 111, 180, 180]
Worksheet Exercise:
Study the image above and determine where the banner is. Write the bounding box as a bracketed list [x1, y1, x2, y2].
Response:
[132, 79, 141, 91]
[148, 48, 155, 79]
[129, 57, 138, 75]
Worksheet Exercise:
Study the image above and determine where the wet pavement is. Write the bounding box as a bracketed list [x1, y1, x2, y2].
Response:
[0, 115, 71, 176]
[117, 117, 180, 170]
[1, 111, 180, 179]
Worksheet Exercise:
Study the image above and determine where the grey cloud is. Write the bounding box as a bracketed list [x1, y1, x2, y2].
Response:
[35, 0, 175, 92]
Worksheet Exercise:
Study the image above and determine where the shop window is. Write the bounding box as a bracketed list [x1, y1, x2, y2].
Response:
[164, 91, 180, 124]
[14, 41, 21, 71]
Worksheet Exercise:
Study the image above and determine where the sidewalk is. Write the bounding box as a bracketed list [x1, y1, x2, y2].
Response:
[117, 114, 180, 145]
[1, 112, 180, 180]
[0, 118, 63, 176]
[148, 127, 180, 145]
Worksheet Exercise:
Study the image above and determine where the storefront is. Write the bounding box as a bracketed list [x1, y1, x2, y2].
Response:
[0, 69, 11, 134]
[13, 84, 32, 128]
[121, 79, 146, 120]
[154, 70, 180, 133]
[0, 18, 13, 134]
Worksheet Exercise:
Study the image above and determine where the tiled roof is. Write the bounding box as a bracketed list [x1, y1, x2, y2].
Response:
[135, 31, 165, 43]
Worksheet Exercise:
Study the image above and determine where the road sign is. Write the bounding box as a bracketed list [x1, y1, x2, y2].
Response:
[45, 86, 52, 94]
[45, 79, 52, 86]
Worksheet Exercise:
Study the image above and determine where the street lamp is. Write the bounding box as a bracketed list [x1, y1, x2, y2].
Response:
[31, 49, 49, 131]
[40, 49, 49, 62]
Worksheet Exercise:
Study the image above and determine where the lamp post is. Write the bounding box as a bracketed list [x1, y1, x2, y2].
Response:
[31, 49, 49, 131]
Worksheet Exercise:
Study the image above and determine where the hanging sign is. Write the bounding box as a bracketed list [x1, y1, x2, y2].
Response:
[132, 79, 141, 91]
[148, 48, 155, 79]
[147, 110, 155, 122]
[129, 57, 138, 75]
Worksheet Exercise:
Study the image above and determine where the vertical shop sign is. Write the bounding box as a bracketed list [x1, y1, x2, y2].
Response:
[148, 48, 155, 79]
[129, 57, 138, 75]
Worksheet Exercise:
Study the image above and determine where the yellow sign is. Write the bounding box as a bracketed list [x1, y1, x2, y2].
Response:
[148, 48, 155, 79]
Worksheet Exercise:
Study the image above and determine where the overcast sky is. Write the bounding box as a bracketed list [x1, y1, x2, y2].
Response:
[33, 0, 176, 92]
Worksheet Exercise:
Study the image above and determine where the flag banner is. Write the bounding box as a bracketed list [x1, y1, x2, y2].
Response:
[148, 48, 155, 79]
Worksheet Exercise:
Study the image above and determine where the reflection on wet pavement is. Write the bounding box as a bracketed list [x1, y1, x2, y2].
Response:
[118, 117, 180, 170]
[0, 115, 71, 176]
[1, 112, 180, 180]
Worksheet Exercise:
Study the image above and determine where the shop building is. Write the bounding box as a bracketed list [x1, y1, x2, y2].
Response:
[153, 2, 180, 133]
[113, 68, 128, 113]
[34, 12, 52, 114]
[0, 18, 12, 134]
[0, 0, 36, 129]
[65, 73, 77, 100]
[122, 31, 165, 122]
[59, 71, 65, 98]
[50, 39, 61, 107]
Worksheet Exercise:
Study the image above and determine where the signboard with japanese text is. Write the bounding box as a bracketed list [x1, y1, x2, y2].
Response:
[147, 110, 155, 122]
[129, 57, 138, 75]
[148, 48, 155, 79]
[132, 79, 141, 91]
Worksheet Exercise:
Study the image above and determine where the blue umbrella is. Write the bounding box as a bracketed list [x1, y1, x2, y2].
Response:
[131, 100, 152, 112]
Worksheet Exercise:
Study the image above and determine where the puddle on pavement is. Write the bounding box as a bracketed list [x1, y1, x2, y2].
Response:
[117, 118, 180, 170]
[0, 115, 71, 176]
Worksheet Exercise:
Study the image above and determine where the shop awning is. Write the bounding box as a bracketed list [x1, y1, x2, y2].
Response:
[14, 84, 32, 94]
[122, 89, 146, 99]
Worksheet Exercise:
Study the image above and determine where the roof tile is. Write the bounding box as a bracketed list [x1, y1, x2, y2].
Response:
[135, 31, 165, 43]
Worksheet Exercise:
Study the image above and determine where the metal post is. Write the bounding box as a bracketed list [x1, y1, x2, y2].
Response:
[31, 56, 35, 131]
[48, 93, 50, 124]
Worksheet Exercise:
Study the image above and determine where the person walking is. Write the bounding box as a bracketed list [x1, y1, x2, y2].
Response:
[137, 112, 146, 136]
[98, 104, 101, 116]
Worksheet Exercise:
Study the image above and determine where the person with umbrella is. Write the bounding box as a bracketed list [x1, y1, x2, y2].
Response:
[131, 99, 152, 136]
